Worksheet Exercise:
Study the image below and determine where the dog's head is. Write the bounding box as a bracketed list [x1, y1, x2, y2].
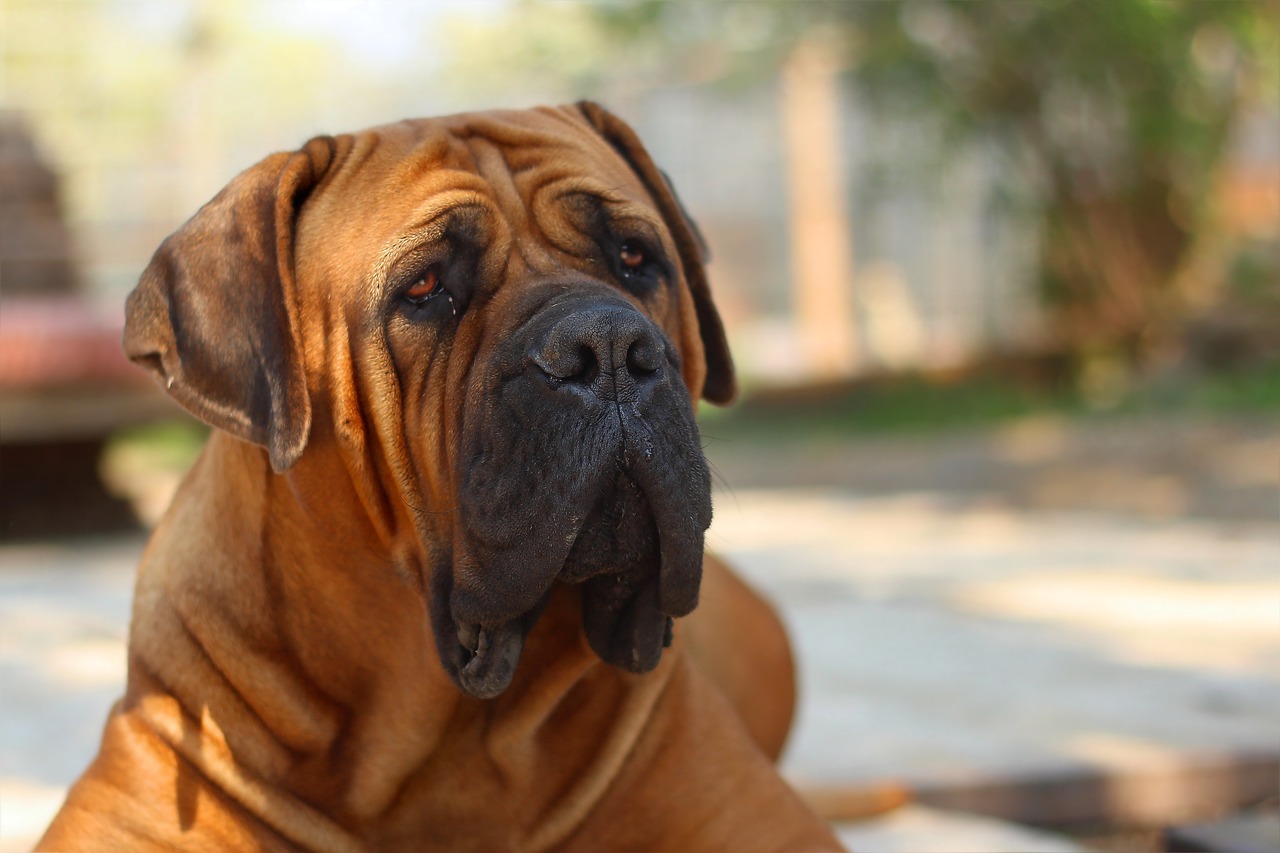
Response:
[124, 104, 735, 698]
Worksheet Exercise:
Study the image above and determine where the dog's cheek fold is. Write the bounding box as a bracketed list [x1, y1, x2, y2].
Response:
[627, 399, 711, 618]
[452, 399, 614, 625]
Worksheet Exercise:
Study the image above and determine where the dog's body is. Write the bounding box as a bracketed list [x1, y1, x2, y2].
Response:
[40, 105, 839, 851]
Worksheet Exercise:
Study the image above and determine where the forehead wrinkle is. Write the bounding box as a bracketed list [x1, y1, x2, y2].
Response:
[443, 108, 585, 152]
[535, 175, 663, 226]
[467, 135, 570, 276]
[389, 127, 474, 188]
[307, 130, 382, 200]
[469, 138, 527, 233]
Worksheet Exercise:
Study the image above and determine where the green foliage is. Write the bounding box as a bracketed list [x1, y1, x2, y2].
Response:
[105, 420, 209, 473]
[701, 373, 1070, 442]
[588, 0, 1280, 370]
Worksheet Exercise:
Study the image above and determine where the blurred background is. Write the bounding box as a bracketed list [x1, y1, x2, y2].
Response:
[1, 2, 1277, 851]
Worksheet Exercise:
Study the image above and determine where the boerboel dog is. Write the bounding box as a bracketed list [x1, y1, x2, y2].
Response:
[39, 103, 842, 852]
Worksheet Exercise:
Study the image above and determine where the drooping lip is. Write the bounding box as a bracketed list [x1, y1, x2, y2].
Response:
[581, 572, 675, 673]
[440, 571, 677, 700]
[430, 565, 551, 700]
[452, 619, 528, 699]
[430, 480, 696, 700]
[434, 462, 709, 698]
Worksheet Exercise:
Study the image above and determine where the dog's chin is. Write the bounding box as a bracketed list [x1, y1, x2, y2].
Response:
[433, 477, 701, 699]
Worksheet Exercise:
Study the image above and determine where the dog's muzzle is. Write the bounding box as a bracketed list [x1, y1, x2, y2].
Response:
[430, 291, 712, 698]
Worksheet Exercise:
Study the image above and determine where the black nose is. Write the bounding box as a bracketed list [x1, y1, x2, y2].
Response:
[529, 304, 666, 404]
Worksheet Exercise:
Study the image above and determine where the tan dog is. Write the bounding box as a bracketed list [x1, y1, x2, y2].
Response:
[39, 104, 841, 852]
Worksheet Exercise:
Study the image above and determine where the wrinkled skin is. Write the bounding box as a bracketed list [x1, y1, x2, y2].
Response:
[289, 114, 721, 699]
[38, 105, 841, 852]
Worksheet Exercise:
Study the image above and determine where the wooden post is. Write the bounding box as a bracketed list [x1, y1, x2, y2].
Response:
[780, 37, 859, 378]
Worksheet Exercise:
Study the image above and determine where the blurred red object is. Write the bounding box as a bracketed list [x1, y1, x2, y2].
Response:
[0, 297, 145, 390]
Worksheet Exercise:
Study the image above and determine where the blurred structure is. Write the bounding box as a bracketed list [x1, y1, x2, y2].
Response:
[0, 113, 79, 296]
[0, 113, 169, 538]
[780, 37, 860, 377]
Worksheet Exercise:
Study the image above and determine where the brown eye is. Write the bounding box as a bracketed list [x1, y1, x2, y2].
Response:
[619, 242, 646, 270]
[405, 267, 443, 303]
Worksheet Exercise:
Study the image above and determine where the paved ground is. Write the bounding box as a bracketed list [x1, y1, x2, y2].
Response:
[1, 536, 136, 849]
[718, 490, 1280, 831]
[704, 412, 1278, 523]
[2, 415, 1277, 851]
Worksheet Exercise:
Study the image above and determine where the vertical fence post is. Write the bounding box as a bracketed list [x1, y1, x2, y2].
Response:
[780, 36, 860, 380]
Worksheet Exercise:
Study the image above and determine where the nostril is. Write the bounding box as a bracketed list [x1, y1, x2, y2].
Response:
[626, 338, 662, 379]
[531, 342, 600, 385]
[574, 345, 600, 385]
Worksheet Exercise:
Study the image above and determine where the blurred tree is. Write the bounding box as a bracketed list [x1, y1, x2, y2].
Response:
[587, 0, 1280, 371]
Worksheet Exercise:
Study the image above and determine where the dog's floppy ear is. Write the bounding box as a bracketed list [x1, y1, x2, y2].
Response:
[576, 101, 737, 405]
[124, 136, 342, 472]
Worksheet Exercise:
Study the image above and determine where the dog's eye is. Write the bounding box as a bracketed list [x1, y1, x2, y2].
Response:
[610, 236, 664, 295]
[619, 242, 646, 272]
[405, 266, 446, 305]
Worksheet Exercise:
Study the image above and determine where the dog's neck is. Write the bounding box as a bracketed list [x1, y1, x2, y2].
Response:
[123, 431, 667, 842]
